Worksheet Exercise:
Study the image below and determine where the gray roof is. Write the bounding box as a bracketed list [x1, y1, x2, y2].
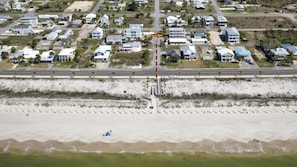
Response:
[217, 16, 228, 22]
[225, 27, 239, 35]
[13, 24, 30, 29]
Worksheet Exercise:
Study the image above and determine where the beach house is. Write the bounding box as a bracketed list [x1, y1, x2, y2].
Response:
[223, 27, 240, 43]
[106, 35, 126, 44]
[58, 48, 75, 62]
[86, 13, 97, 24]
[217, 47, 235, 62]
[181, 45, 197, 60]
[168, 27, 187, 44]
[119, 42, 142, 52]
[11, 24, 32, 35]
[91, 27, 104, 39]
[93, 45, 112, 62]
[99, 14, 110, 27]
[217, 16, 228, 27]
[20, 16, 38, 27]
[270, 48, 289, 60]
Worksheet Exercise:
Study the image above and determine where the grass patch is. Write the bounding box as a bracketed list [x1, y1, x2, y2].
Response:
[0, 35, 37, 46]
[255, 58, 274, 67]
[0, 59, 13, 68]
[1, 152, 297, 167]
[53, 61, 76, 68]
[110, 51, 150, 67]
[227, 16, 296, 29]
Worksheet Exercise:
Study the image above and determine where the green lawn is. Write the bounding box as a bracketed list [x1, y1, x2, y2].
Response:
[163, 58, 239, 68]
[1, 152, 297, 167]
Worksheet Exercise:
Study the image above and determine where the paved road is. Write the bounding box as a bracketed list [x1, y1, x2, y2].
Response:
[92, 0, 105, 14]
[210, 0, 223, 16]
[153, 0, 161, 33]
[0, 68, 296, 78]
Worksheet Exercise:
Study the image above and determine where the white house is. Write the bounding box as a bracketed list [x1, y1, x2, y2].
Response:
[134, 0, 148, 3]
[20, 16, 38, 27]
[165, 16, 188, 27]
[106, 35, 126, 44]
[223, 27, 240, 43]
[94, 45, 111, 62]
[58, 48, 75, 62]
[217, 47, 235, 62]
[99, 14, 110, 27]
[43, 31, 58, 41]
[23, 48, 39, 61]
[86, 13, 97, 24]
[181, 45, 197, 60]
[11, 24, 32, 35]
[58, 29, 73, 42]
[40, 50, 55, 63]
[91, 27, 104, 39]
[168, 27, 187, 44]
[119, 42, 142, 52]
[122, 27, 142, 40]
[270, 48, 289, 60]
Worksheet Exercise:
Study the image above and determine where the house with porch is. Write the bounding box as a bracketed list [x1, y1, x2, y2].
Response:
[223, 27, 240, 43]
[122, 26, 142, 40]
[217, 47, 235, 62]
[91, 27, 104, 39]
[94, 45, 111, 62]
[58, 48, 75, 62]
[168, 27, 187, 44]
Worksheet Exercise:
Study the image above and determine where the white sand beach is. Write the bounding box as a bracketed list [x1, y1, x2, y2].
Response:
[0, 78, 297, 152]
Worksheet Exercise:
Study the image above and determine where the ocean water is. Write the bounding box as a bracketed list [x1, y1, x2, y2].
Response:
[1, 151, 297, 167]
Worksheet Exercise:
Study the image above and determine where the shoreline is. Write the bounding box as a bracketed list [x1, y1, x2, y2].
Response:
[1, 139, 297, 154]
